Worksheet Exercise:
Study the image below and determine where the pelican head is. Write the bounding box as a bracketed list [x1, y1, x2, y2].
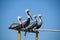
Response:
[25, 9, 33, 20]
[33, 15, 37, 21]
[17, 16, 22, 24]
[17, 16, 22, 22]
[25, 9, 30, 14]
[33, 15, 37, 19]
[38, 14, 42, 18]
[17, 16, 22, 21]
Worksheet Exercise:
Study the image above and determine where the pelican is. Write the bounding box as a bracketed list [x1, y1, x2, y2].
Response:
[33, 14, 43, 29]
[20, 9, 32, 28]
[26, 15, 37, 30]
[24, 15, 38, 38]
[9, 16, 22, 30]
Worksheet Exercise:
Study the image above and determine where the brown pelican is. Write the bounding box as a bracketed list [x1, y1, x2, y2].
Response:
[33, 14, 43, 29]
[9, 16, 22, 30]
[24, 15, 38, 38]
[21, 9, 32, 28]
[26, 15, 37, 30]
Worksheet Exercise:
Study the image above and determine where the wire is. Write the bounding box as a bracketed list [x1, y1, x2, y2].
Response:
[34, 29, 60, 32]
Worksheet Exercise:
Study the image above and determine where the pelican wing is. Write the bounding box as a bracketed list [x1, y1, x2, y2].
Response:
[22, 18, 30, 28]
[9, 23, 22, 30]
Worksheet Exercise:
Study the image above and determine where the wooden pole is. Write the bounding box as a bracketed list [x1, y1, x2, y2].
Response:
[36, 31, 38, 40]
[18, 30, 21, 40]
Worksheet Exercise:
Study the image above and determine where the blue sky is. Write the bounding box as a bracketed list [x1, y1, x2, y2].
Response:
[0, 0, 60, 40]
